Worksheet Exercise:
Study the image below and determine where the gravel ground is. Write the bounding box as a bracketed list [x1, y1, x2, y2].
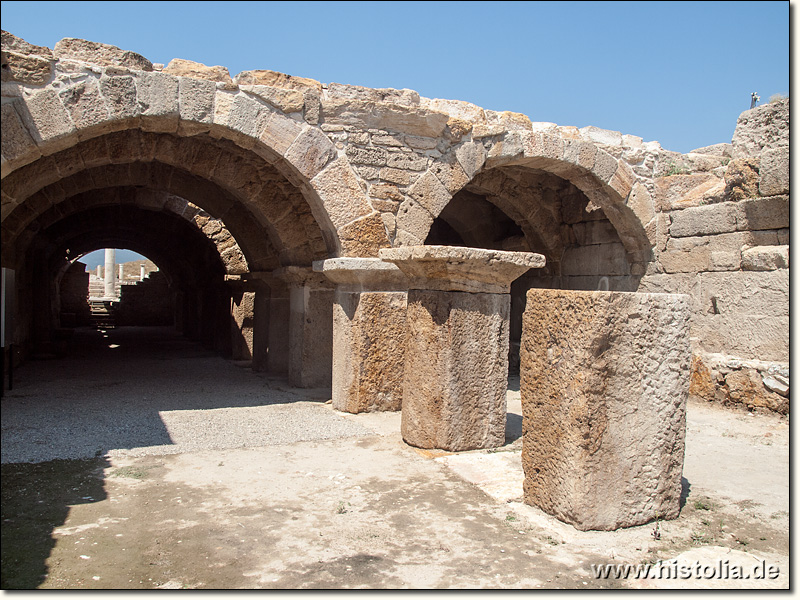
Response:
[1, 327, 370, 464]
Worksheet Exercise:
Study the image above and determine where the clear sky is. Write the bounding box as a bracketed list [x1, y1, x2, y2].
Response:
[1, 1, 789, 154]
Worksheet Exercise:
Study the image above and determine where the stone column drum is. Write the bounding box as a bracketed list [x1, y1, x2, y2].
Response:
[520, 289, 691, 531]
[381, 246, 545, 451]
[314, 258, 409, 414]
[274, 266, 334, 388]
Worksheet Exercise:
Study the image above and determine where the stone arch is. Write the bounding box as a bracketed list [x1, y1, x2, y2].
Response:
[396, 131, 653, 269]
[2, 69, 391, 259]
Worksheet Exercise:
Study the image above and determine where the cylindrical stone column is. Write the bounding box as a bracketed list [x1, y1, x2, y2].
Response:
[118, 263, 124, 283]
[314, 258, 409, 414]
[103, 248, 116, 299]
[380, 246, 545, 451]
[140, 264, 146, 281]
[274, 266, 334, 388]
[520, 289, 691, 531]
[96, 265, 102, 279]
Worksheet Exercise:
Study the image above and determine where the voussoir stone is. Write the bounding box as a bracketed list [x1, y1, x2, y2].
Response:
[521, 289, 691, 531]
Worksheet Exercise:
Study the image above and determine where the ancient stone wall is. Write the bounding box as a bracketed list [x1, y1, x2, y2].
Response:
[1, 31, 789, 409]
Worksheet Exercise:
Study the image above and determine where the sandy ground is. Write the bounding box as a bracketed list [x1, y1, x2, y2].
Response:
[0, 327, 790, 590]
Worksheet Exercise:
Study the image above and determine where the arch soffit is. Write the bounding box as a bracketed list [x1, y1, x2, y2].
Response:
[30, 190, 250, 276]
[2, 72, 390, 256]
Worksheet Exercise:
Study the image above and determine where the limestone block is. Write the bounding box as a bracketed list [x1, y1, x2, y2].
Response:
[723, 157, 760, 201]
[669, 203, 738, 238]
[332, 290, 407, 413]
[725, 368, 788, 414]
[1, 31, 53, 58]
[758, 147, 789, 196]
[235, 70, 322, 92]
[731, 98, 789, 159]
[561, 242, 630, 276]
[698, 270, 789, 318]
[736, 196, 789, 231]
[58, 78, 111, 131]
[164, 58, 234, 88]
[401, 289, 510, 450]
[1, 99, 39, 164]
[99, 74, 139, 120]
[654, 173, 725, 211]
[258, 110, 303, 156]
[693, 314, 788, 363]
[626, 182, 655, 226]
[230, 289, 255, 360]
[430, 154, 470, 195]
[407, 170, 452, 217]
[240, 84, 305, 114]
[136, 71, 180, 130]
[336, 213, 392, 258]
[380, 246, 545, 294]
[284, 125, 337, 180]
[54, 38, 152, 71]
[311, 156, 374, 230]
[346, 146, 388, 166]
[177, 76, 215, 125]
[762, 374, 789, 397]
[394, 198, 433, 245]
[454, 141, 487, 179]
[571, 221, 620, 246]
[321, 96, 449, 138]
[741, 245, 789, 271]
[1, 50, 53, 85]
[521, 289, 691, 531]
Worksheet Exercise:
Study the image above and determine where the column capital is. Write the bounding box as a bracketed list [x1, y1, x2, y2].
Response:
[379, 245, 545, 294]
[313, 258, 409, 292]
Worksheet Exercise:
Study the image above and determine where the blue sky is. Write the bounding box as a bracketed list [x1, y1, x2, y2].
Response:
[1, 1, 789, 155]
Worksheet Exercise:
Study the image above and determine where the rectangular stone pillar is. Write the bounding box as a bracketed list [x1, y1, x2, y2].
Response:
[229, 280, 255, 362]
[314, 258, 409, 413]
[520, 289, 691, 531]
[381, 246, 545, 451]
[275, 267, 334, 388]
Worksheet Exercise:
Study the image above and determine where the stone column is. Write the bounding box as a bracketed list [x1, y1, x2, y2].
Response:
[314, 258, 409, 413]
[96, 265, 102, 279]
[118, 263, 124, 283]
[103, 248, 116, 299]
[380, 246, 545, 451]
[274, 266, 334, 388]
[240, 273, 278, 373]
[140, 264, 146, 281]
[520, 289, 691, 531]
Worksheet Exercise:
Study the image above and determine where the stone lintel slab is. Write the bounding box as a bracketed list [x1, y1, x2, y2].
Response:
[520, 288, 691, 531]
[402, 289, 510, 451]
[313, 258, 409, 292]
[379, 245, 545, 294]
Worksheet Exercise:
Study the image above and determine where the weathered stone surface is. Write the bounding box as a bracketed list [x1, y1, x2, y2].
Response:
[669, 203, 738, 238]
[240, 84, 305, 114]
[741, 245, 789, 271]
[689, 354, 720, 402]
[736, 195, 789, 231]
[762, 374, 789, 397]
[758, 146, 789, 196]
[698, 270, 788, 318]
[1, 30, 53, 58]
[723, 157, 760, 201]
[321, 96, 449, 137]
[561, 242, 630, 276]
[520, 289, 691, 531]
[164, 58, 233, 88]
[313, 257, 407, 291]
[401, 289, 510, 451]
[654, 173, 725, 211]
[1, 50, 53, 85]
[731, 98, 789, 158]
[177, 76, 215, 124]
[380, 246, 545, 294]
[337, 213, 392, 257]
[284, 125, 337, 180]
[230, 289, 255, 360]
[54, 37, 152, 71]
[332, 290, 407, 413]
[725, 368, 788, 414]
[58, 78, 110, 130]
[311, 156, 374, 230]
[694, 315, 788, 363]
[0, 99, 38, 164]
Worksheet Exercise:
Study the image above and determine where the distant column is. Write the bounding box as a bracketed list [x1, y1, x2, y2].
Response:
[96, 265, 102, 279]
[140, 264, 146, 281]
[104, 248, 116, 298]
[118, 264, 124, 282]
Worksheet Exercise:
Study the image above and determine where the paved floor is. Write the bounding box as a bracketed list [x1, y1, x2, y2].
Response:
[0, 327, 790, 589]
